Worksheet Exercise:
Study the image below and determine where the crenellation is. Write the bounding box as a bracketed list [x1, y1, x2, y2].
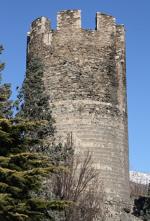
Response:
[31, 16, 51, 34]
[27, 16, 52, 56]
[57, 10, 81, 30]
[96, 12, 116, 32]
[116, 25, 125, 42]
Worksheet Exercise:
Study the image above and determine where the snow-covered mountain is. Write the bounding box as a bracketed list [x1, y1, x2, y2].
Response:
[130, 171, 150, 185]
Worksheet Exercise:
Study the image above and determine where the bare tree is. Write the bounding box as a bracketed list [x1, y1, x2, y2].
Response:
[53, 135, 105, 221]
[130, 179, 149, 198]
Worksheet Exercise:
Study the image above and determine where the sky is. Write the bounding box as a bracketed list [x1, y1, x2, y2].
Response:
[0, 0, 150, 173]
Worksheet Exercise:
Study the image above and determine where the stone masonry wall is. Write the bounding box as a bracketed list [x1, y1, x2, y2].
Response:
[27, 10, 130, 205]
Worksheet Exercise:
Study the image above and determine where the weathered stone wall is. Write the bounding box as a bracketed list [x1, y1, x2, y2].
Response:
[27, 10, 130, 205]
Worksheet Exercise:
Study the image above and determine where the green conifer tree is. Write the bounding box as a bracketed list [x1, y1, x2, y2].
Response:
[0, 46, 12, 118]
[0, 46, 69, 221]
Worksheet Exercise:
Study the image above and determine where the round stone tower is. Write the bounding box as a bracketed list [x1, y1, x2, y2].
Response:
[27, 10, 130, 205]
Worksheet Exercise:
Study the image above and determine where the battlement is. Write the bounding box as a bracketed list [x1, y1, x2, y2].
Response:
[29, 10, 124, 34]
[96, 13, 116, 31]
[57, 10, 81, 30]
[30, 16, 51, 35]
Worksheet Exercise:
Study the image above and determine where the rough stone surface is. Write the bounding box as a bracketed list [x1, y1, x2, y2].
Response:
[26, 10, 130, 206]
[104, 202, 143, 221]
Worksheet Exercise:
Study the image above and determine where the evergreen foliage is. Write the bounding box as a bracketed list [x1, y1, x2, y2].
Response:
[18, 58, 54, 139]
[0, 47, 70, 221]
[0, 46, 12, 118]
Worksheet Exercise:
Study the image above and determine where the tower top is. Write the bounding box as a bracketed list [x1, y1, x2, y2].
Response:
[29, 10, 124, 33]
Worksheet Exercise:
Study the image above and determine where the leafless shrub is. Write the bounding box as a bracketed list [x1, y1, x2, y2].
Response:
[130, 179, 149, 198]
[53, 146, 105, 221]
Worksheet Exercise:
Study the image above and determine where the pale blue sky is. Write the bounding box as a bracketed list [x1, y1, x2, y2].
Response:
[0, 0, 150, 172]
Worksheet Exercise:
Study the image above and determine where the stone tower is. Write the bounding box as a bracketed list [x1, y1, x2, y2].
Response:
[27, 10, 130, 206]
